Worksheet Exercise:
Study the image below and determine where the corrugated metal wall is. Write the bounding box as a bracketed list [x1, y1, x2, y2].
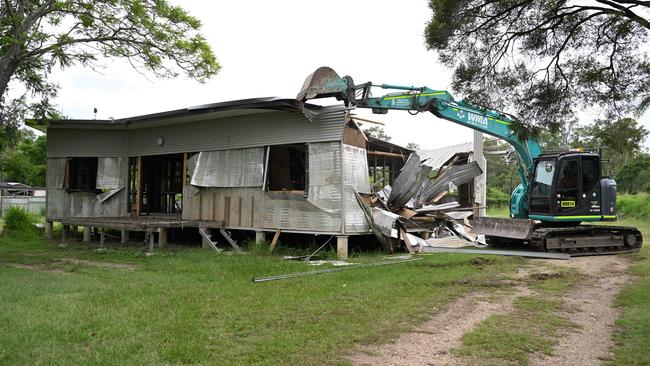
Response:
[46, 157, 129, 219]
[181, 143, 343, 233]
[342, 144, 371, 233]
[46, 107, 346, 158]
[127, 108, 346, 156]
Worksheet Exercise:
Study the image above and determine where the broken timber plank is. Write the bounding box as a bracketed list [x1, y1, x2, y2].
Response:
[219, 228, 241, 251]
[400, 229, 415, 254]
[269, 229, 281, 253]
[198, 227, 222, 253]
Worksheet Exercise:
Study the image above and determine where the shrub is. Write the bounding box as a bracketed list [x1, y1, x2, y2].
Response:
[617, 194, 650, 220]
[487, 186, 510, 208]
[2, 206, 38, 235]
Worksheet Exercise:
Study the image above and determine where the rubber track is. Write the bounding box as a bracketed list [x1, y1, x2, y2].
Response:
[530, 225, 643, 257]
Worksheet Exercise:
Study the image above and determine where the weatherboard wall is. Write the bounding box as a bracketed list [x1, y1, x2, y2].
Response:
[45, 107, 347, 157]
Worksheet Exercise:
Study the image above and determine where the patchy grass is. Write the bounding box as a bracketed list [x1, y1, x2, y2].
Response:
[454, 267, 580, 365]
[609, 217, 650, 366]
[0, 232, 522, 365]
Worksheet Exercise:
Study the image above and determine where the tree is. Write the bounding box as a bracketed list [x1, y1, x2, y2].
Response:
[406, 142, 420, 150]
[1, 0, 220, 126]
[0, 132, 46, 186]
[616, 153, 650, 193]
[425, 1, 650, 137]
[570, 117, 648, 175]
[364, 126, 392, 141]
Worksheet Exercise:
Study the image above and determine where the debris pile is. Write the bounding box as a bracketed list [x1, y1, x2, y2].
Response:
[355, 153, 486, 253]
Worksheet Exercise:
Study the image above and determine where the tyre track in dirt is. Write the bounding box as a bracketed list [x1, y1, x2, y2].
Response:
[530, 255, 633, 366]
[350, 255, 633, 366]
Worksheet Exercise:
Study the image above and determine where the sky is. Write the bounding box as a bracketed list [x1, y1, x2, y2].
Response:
[37, 1, 650, 150]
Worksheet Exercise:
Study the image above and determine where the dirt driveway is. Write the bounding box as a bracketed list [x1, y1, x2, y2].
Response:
[350, 254, 633, 366]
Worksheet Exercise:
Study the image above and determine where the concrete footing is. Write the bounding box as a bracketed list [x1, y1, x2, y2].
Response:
[83, 227, 92, 242]
[121, 229, 129, 244]
[255, 231, 266, 243]
[158, 228, 167, 247]
[337, 236, 348, 260]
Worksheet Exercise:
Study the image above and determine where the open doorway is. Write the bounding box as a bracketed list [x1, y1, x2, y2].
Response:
[130, 154, 184, 215]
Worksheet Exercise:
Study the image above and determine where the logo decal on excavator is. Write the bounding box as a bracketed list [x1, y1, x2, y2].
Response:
[467, 111, 488, 128]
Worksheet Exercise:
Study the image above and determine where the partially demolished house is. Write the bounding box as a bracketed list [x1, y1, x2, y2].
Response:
[28, 96, 488, 256]
[28, 98, 383, 253]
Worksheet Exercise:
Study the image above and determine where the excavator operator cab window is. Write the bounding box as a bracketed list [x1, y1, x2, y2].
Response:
[531, 160, 555, 197]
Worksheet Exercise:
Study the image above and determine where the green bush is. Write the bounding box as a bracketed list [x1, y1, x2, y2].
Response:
[2, 206, 38, 235]
[487, 186, 510, 208]
[617, 194, 650, 220]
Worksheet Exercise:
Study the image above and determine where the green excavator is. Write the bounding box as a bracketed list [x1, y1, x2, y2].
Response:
[298, 67, 642, 255]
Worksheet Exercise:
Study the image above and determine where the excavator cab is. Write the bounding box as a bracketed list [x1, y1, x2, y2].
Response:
[527, 151, 617, 223]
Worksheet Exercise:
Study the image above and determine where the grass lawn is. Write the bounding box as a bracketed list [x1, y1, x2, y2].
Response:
[0, 230, 522, 365]
[609, 217, 650, 366]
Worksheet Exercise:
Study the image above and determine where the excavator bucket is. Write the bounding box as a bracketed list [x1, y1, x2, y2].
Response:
[297, 66, 349, 102]
[471, 217, 535, 240]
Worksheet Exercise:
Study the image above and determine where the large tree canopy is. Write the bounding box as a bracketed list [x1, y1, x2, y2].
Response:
[425, 0, 650, 136]
[0, 0, 220, 126]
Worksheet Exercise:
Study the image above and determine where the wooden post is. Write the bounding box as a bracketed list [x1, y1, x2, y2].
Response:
[182, 153, 188, 187]
[61, 224, 68, 245]
[99, 228, 105, 249]
[269, 229, 281, 253]
[45, 221, 53, 240]
[158, 228, 167, 248]
[121, 229, 129, 244]
[135, 156, 142, 216]
[336, 236, 349, 260]
[83, 227, 91, 242]
[255, 231, 266, 244]
[147, 230, 154, 253]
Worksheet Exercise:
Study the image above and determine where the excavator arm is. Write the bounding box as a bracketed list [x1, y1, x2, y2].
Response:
[297, 67, 542, 218]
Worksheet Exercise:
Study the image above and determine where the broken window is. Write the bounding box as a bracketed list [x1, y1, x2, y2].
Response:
[267, 144, 307, 191]
[66, 157, 98, 192]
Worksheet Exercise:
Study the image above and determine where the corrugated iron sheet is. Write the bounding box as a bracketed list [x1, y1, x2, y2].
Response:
[418, 142, 473, 169]
[263, 192, 340, 232]
[46, 158, 66, 189]
[96, 157, 126, 190]
[387, 153, 431, 210]
[307, 142, 341, 214]
[342, 144, 371, 233]
[127, 106, 347, 157]
[419, 161, 483, 204]
[372, 208, 400, 238]
[191, 147, 265, 188]
[46, 188, 66, 218]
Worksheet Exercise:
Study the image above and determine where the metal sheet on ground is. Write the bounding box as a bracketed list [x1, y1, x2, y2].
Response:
[421, 247, 571, 260]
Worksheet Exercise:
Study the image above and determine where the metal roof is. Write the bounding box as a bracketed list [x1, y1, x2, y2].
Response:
[0, 182, 31, 190]
[26, 97, 327, 132]
[418, 142, 473, 169]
